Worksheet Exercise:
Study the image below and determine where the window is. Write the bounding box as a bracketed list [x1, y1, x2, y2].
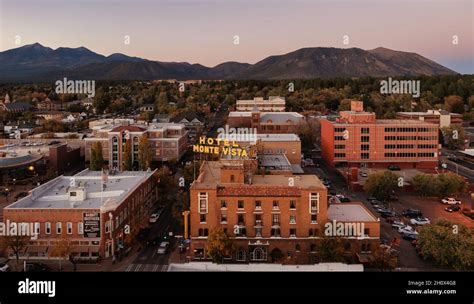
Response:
[221, 213, 227, 223]
[56, 222, 62, 234]
[364, 228, 370, 236]
[255, 214, 262, 225]
[230, 175, 235, 182]
[34, 222, 40, 235]
[335, 153, 346, 158]
[270, 228, 281, 237]
[255, 200, 262, 209]
[105, 221, 110, 233]
[361, 136, 370, 142]
[309, 193, 319, 214]
[198, 192, 208, 214]
[295, 244, 301, 252]
[272, 214, 280, 226]
[361, 127, 369, 134]
[198, 228, 209, 237]
[334, 144, 345, 149]
[309, 228, 319, 237]
[289, 229, 297, 238]
[289, 215, 296, 224]
[236, 249, 246, 261]
[361, 152, 369, 159]
[255, 228, 262, 237]
[238, 200, 244, 209]
[67, 222, 73, 235]
[237, 214, 245, 225]
[272, 200, 279, 210]
[311, 214, 317, 223]
[310, 244, 317, 252]
[70, 192, 77, 197]
[200, 214, 206, 223]
[289, 200, 296, 209]
[360, 144, 370, 151]
[220, 200, 227, 209]
[78, 223, 84, 235]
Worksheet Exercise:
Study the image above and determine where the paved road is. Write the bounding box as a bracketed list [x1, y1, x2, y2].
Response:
[439, 148, 474, 183]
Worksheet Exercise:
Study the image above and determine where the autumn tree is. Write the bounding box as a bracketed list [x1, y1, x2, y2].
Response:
[363, 171, 399, 201]
[368, 246, 398, 271]
[89, 141, 104, 171]
[316, 235, 345, 263]
[444, 95, 464, 114]
[442, 125, 465, 150]
[137, 134, 152, 170]
[206, 227, 234, 264]
[123, 140, 133, 171]
[417, 220, 474, 270]
[93, 87, 111, 114]
[0, 234, 30, 264]
[50, 232, 71, 271]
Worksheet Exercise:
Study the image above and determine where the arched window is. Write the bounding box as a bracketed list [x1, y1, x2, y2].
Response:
[236, 249, 246, 262]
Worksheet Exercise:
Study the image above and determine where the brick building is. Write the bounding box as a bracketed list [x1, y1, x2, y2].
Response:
[85, 121, 188, 170]
[236, 96, 286, 112]
[3, 169, 158, 261]
[396, 109, 463, 128]
[321, 101, 439, 169]
[49, 143, 82, 174]
[189, 160, 380, 264]
[227, 108, 304, 134]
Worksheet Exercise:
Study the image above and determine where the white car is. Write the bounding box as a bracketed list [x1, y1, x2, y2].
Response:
[398, 225, 417, 235]
[157, 241, 170, 255]
[148, 213, 160, 223]
[410, 217, 430, 225]
[441, 198, 461, 205]
[391, 221, 406, 229]
[359, 172, 368, 178]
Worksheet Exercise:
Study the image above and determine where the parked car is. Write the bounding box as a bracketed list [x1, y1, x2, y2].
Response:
[24, 262, 51, 272]
[398, 225, 416, 234]
[369, 199, 382, 206]
[410, 217, 430, 226]
[385, 217, 397, 224]
[445, 205, 461, 213]
[14, 191, 29, 200]
[157, 241, 170, 255]
[392, 221, 406, 229]
[402, 209, 422, 218]
[380, 210, 397, 218]
[359, 171, 368, 178]
[388, 165, 401, 171]
[441, 197, 461, 205]
[401, 231, 418, 241]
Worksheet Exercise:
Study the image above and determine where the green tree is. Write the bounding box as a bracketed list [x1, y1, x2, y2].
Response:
[436, 173, 467, 198]
[412, 174, 439, 196]
[93, 87, 111, 114]
[206, 227, 234, 264]
[137, 134, 152, 170]
[89, 142, 104, 171]
[442, 125, 465, 150]
[316, 236, 345, 262]
[368, 246, 398, 271]
[123, 140, 133, 171]
[417, 220, 474, 270]
[363, 171, 399, 201]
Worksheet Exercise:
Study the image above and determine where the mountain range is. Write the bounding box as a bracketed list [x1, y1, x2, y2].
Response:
[0, 43, 457, 82]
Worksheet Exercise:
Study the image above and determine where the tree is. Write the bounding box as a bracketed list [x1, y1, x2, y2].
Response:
[363, 171, 399, 201]
[412, 174, 439, 196]
[93, 87, 111, 114]
[316, 236, 345, 262]
[442, 125, 465, 150]
[368, 246, 398, 271]
[444, 95, 464, 114]
[50, 232, 71, 271]
[436, 173, 467, 198]
[123, 140, 133, 171]
[417, 220, 474, 270]
[205, 227, 234, 264]
[137, 134, 152, 170]
[0, 234, 29, 264]
[90, 142, 104, 171]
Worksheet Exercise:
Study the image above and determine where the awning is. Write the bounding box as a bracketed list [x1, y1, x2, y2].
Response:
[26, 246, 48, 253]
[70, 246, 90, 253]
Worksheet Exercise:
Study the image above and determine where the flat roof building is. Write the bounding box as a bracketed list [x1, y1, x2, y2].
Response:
[3, 169, 158, 261]
[396, 109, 463, 129]
[321, 101, 439, 170]
[236, 96, 286, 112]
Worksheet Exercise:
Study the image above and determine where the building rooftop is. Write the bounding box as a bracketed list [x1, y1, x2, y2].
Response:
[193, 161, 324, 190]
[459, 149, 474, 157]
[0, 152, 43, 169]
[327, 203, 379, 222]
[6, 169, 156, 210]
[331, 118, 438, 125]
[168, 262, 363, 272]
[260, 112, 304, 123]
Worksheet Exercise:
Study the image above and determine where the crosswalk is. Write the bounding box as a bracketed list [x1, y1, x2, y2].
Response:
[125, 263, 169, 272]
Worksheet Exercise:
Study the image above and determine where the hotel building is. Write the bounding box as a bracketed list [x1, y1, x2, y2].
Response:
[321, 101, 439, 169]
[236, 96, 286, 112]
[189, 160, 380, 264]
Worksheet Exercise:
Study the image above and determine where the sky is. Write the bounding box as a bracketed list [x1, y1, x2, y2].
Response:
[0, 0, 473, 73]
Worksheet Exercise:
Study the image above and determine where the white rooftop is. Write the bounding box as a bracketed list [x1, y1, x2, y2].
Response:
[459, 149, 474, 157]
[6, 169, 155, 210]
[168, 262, 363, 272]
[328, 203, 379, 222]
